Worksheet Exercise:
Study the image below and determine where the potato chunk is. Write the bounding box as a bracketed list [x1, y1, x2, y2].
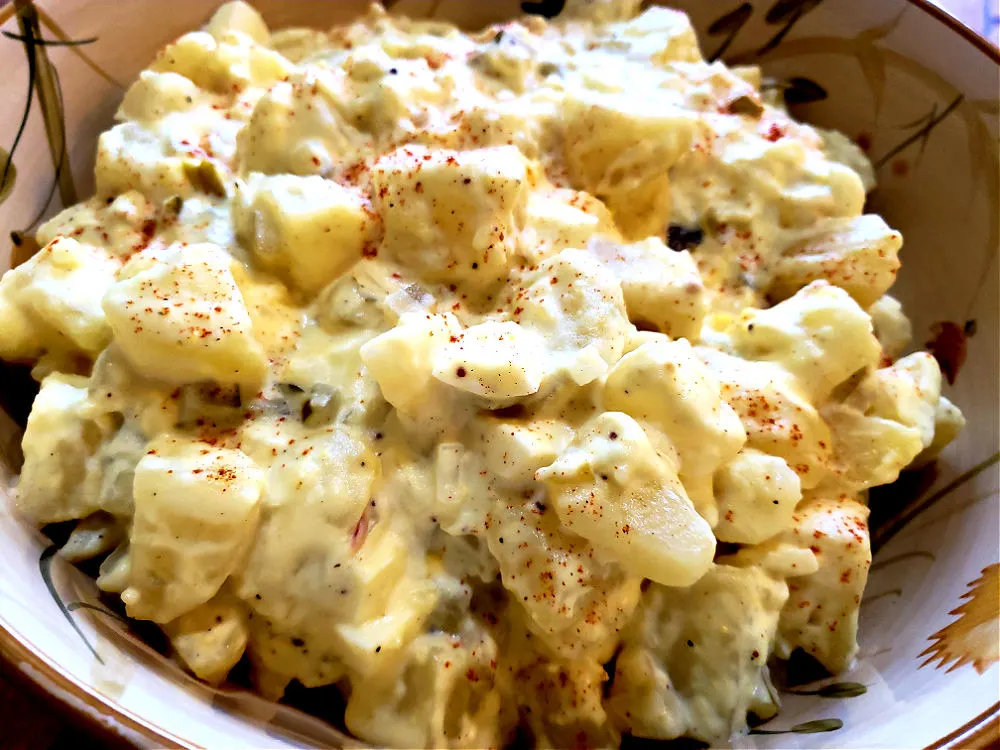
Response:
[823, 352, 946, 491]
[205, 1, 270, 44]
[431, 321, 548, 404]
[15, 374, 110, 524]
[772, 494, 872, 673]
[471, 415, 573, 484]
[522, 188, 619, 262]
[714, 449, 801, 544]
[609, 564, 787, 744]
[486, 495, 641, 661]
[0, 237, 119, 360]
[726, 281, 881, 402]
[235, 173, 377, 294]
[768, 214, 902, 308]
[149, 30, 290, 94]
[102, 243, 267, 389]
[238, 69, 362, 175]
[563, 89, 697, 238]
[537, 412, 715, 586]
[868, 294, 911, 361]
[604, 339, 746, 477]
[372, 144, 531, 289]
[517, 248, 631, 383]
[164, 592, 250, 684]
[589, 237, 706, 340]
[698, 347, 832, 489]
[124, 436, 264, 623]
[360, 312, 459, 418]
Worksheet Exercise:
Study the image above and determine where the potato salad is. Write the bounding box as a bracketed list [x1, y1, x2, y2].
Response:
[0, 0, 965, 746]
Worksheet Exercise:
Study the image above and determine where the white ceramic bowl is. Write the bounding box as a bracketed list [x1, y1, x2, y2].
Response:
[0, 1, 997, 747]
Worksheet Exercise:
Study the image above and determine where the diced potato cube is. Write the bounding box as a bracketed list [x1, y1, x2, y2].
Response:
[913, 395, 966, 468]
[607, 6, 702, 64]
[818, 127, 877, 192]
[520, 658, 619, 750]
[563, 89, 698, 238]
[352, 51, 456, 138]
[670, 123, 865, 236]
[17, 238, 119, 354]
[589, 237, 706, 340]
[537, 412, 715, 587]
[150, 30, 291, 94]
[60, 513, 124, 563]
[822, 404, 924, 492]
[344, 631, 504, 750]
[234, 427, 391, 635]
[714, 449, 801, 544]
[486, 496, 641, 661]
[446, 102, 543, 157]
[265, 428, 377, 522]
[239, 70, 363, 176]
[124, 436, 264, 622]
[332, 575, 438, 676]
[245, 614, 347, 699]
[868, 294, 912, 362]
[431, 321, 548, 403]
[604, 339, 746, 477]
[102, 242, 268, 389]
[16, 374, 110, 524]
[768, 215, 902, 308]
[727, 280, 881, 402]
[823, 352, 945, 491]
[522, 188, 619, 263]
[36, 192, 156, 260]
[117, 71, 204, 123]
[206, 1, 270, 44]
[698, 347, 832, 489]
[517, 248, 631, 383]
[164, 592, 250, 684]
[0, 237, 119, 359]
[468, 24, 538, 93]
[772, 494, 871, 673]
[360, 312, 459, 416]
[235, 173, 377, 294]
[861, 352, 942, 447]
[472, 415, 573, 483]
[371, 144, 531, 289]
[97, 543, 131, 594]
[0, 269, 47, 360]
[95, 123, 195, 201]
[562, 88, 696, 183]
[243, 525, 433, 686]
[150, 32, 234, 93]
[609, 564, 787, 744]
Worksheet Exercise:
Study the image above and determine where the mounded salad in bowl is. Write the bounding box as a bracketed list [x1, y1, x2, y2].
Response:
[0, 0, 966, 746]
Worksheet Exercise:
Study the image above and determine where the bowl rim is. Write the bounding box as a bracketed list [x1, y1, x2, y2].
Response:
[0, 0, 997, 748]
[0, 620, 183, 748]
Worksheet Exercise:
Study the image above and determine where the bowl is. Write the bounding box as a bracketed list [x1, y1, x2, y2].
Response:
[0, 1, 997, 747]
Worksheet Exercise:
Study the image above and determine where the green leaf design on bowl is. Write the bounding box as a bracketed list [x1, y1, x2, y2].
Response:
[39, 544, 104, 665]
[0, 147, 14, 204]
[788, 681, 868, 698]
[751, 718, 845, 735]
